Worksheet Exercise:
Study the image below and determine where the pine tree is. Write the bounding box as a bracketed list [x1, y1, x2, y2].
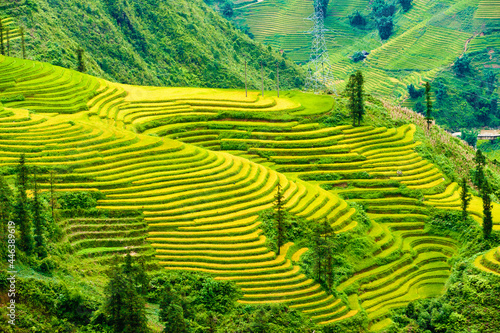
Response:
[474, 149, 486, 194]
[311, 219, 335, 287]
[104, 270, 149, 333]
[0, 176, 13, 258]
[321, 218, 335, 289]
[160, 288, 188, 333]
[77, 48, 86, 73]
[20, 26, 26, 59]
[15, 154, 34, 255]
[32, 167, 47, 258]
[346, 71, 365, 126]
[0, 176, 12, 223]
[49, 170, 57, 222]
[482, 181, 493, 239]
[355, 70, 365, 126]
[460, 177, 471, 222]
[0, 19, 4, 56]
[346, 73, 357, 126]
[6, 27, 9, 56]
[274, 182, 285, 255]
[424, 81, 433, 130]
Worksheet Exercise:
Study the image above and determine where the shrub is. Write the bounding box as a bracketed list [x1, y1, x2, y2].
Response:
[407, 84, 425, 99]
[398, 0, 413, 12]
[372, 0, 396, 18]
[459, 128, 479, 147]
[376, 16, 394, 40]
[348, 10, 367, 26]
[453, 54, 472, 77]
[352, 51, 366, 62]
[57, 192, 105, 210]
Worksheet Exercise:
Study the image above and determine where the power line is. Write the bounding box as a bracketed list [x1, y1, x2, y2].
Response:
[304, 0, 336, 94]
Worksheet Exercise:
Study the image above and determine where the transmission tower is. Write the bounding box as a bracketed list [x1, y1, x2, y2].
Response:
[304, 0, 336, 94]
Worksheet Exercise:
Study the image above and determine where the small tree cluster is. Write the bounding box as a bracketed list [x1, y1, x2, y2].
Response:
[372, 0, 396, 40]
[103, 254, 150, 333]
[311, 219, 336, 290]
[346, 70, 365, 126]
[460, 128, 479, 147]
[348, 10, 366, 27]
[453, 54, 472, 77]
[351, 51, 366, 63]
[398, 0, 413, 12]
[376, 17, 394, 40]
[407, 84, 425, 99]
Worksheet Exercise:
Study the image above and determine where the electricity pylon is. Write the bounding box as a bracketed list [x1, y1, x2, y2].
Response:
[304, 0, 336, 94]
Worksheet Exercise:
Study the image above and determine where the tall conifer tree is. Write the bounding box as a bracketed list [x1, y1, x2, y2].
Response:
[15, 154, 34, 254]
[425, 81, 433, 130]
[274, 182, 285, 255]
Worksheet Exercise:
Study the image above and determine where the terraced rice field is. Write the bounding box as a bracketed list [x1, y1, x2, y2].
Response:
[234, 0, 498, 100]
[0, 55, 497, 330]
[475, 0, 500, 19]
[59, 213, 155, 265]
[474, 247, 500, 275]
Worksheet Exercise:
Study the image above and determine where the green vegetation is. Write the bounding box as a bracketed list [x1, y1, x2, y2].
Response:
[3, 0, 305, 90]
[1, 48, 500, 333]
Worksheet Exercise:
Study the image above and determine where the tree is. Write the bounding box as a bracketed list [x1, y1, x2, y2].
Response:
[0, 19, 4, 55]
[351, 51, 366, 63]
[348, 10, 366, 27]
[20, 26, 26, 59]
[32, 167, 47, 258]
[15, 154, 34, 255]
[434, 81, 447, 103]
[372, 0, 396, 18]
[459, 128, 479, 147]
[473, 149, 486, 193]
[77, 48, 86, 73]
[0, 176, 12, 223]
[460, 177, 471, 222]
[355, 70, 365, 126]
[49, 170, 57, 222]
[347, 73, 357, 126]
[318, 0, 330, 17]
[484, 70, 497, 95]
[453, 54, 471, 77]
[346, 71, 365, 126]
[424, 81, 433, 130]
[398, 0, 413, 12]
[407, 84, 424, 99]
[311, 219, 335, 288]
[376, 16, 394, 40]
[414, 101, 425, 114]
[0, 176, 13, 258]
[103, 257, 150, 333]
[221, 1, 234, 18]
[482, 180, 493, 239]
[6, 28, 10, 56]
[274, 182, 285, 255]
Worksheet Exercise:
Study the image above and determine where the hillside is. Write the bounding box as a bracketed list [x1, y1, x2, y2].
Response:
[233, 0, 500, 103]
[1, 55, 500, 332]
[1, 0, 305, 89]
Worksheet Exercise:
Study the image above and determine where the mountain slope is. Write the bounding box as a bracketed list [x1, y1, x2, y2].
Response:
[2, 55, 500, 331]
[2, 0, 305, 89]
[233, 0, 499, 100]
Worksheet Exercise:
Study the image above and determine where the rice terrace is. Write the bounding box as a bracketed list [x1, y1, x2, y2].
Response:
[0, 0, 499, 332]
